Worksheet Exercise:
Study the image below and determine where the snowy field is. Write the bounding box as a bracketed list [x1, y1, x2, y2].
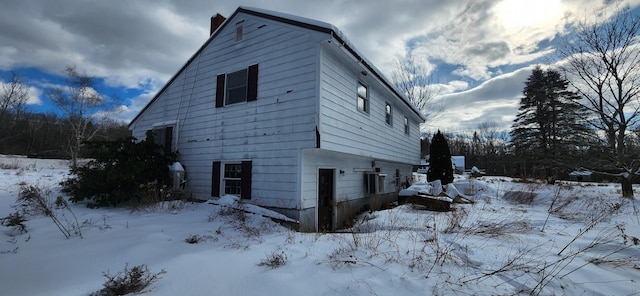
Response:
[1, 155, 639, 295]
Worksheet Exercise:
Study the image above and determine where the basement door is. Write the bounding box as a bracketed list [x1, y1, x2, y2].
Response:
[318, 169, 334, 232]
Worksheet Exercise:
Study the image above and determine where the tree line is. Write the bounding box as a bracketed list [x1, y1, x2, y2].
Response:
[0, 68, 130, 162]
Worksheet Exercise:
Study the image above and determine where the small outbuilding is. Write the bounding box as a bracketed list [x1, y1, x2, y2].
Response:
[568, 171, 593, 182]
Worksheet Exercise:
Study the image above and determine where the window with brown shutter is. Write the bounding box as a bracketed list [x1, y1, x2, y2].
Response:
[215, 64, 259, 107]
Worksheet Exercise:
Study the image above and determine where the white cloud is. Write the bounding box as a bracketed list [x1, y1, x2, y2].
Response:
[26, 86, 42, 105]
[1, 0, 640, 129]
[0, 78, 41, 106]
[427, 66, 534, 131]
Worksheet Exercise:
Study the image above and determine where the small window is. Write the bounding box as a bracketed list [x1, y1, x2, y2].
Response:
[235, 24, 243, 41]
[385, 103, 392, 126]
[357, 82, 368, 113]
[404, 116, 410, 135]
[365, 172, 385, 194]
[224, 163, 242, 196]
[226, 69, 248, 105]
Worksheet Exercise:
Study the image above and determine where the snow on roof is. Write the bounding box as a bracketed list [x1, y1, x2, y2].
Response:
[569, 171, 593, 176]
[236, 7, 423, 120]
[238, 6, 341, 36]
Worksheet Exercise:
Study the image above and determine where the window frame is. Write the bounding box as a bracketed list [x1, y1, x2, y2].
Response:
[357, 81, 369, 114]
[216, 64, 258, 108]
[150, 124, 175, 156]
[223, 163, 242, 196]
[385, 102, 393, 126]
[365, 172, 386, 194]
[225, 68, 248, 106]
[212, 160, 252, 199]
[404, 116, 410, 135]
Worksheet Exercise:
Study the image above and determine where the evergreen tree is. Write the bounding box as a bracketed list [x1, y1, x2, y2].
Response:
[510, 66, 591, 180]
[427, 130, 454, 184]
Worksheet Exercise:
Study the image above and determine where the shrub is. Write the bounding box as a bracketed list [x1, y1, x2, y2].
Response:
[1, 211, 27, 235]
[258, 250, 288, 269]
[91, 264, 166, 296]
[61, 132, 176, 207]
[184, 234, 218, 244]
[427, 131, 454, 185]
[128, 181, 184, 212]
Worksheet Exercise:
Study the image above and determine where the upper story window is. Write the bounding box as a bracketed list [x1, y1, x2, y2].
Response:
[216, 64, 259, 108]
[385, 103, 393, 126]
[404, 116, 410, 135]
[226, 69, 248, 105]
[357, 82, 368, 113]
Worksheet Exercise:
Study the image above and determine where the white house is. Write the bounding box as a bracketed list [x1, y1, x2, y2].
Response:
[128, 7, 425, 232]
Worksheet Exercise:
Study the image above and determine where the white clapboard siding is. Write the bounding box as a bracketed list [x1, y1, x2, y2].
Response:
[130, 11, 329, 204]
[318, 40, 421, 165]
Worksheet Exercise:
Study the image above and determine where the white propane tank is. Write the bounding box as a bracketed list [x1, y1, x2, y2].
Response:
[169, 162, 186, 191]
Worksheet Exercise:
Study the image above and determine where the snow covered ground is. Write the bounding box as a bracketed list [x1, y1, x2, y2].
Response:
[1, 155, 639, 295]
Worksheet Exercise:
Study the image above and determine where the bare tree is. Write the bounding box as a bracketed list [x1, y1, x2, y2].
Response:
[391, 55, 443, 125]
[557, 6, 640, 197]
[0, 71, 29, 123]
[47, 66, 112, 168]
[477, 121, 509, 156]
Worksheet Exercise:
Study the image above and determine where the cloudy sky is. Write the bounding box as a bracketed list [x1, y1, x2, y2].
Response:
[1, 0, 639, 133]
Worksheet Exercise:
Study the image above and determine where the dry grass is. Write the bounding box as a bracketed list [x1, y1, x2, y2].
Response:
[258, 249, 288, 269]
[129, 181, 186, 213]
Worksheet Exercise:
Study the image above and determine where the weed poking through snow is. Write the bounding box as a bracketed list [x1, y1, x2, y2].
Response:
[91, 264, 166, 296]
[16, 184, 82, 239]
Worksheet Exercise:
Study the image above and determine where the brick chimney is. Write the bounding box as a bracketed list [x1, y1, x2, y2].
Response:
[210, 13, 226, 35]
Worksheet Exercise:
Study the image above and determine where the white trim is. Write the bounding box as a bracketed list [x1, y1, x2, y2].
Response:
[152, 120, 178, 128]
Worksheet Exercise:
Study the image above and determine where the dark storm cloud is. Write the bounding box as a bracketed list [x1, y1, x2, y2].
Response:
[0, 1, 207, 87]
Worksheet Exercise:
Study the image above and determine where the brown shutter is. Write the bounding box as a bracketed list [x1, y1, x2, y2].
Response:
[241, 160, 252, 199]
[212, 161, 221, 197]
[215, 74, 225, 108]
[247, 64, 258, 102]
[164, 126, 173, 155]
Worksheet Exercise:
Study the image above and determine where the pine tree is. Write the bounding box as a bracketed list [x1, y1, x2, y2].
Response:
[510, 66, 591, 180]
[427, 130, 454, 184]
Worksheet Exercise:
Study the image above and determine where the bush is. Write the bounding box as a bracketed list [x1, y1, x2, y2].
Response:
[61, 132, 176, 207]
[91, 264, 166, 296]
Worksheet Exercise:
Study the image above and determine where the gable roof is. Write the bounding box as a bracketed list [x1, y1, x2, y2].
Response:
[129, 6, 425, 127]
